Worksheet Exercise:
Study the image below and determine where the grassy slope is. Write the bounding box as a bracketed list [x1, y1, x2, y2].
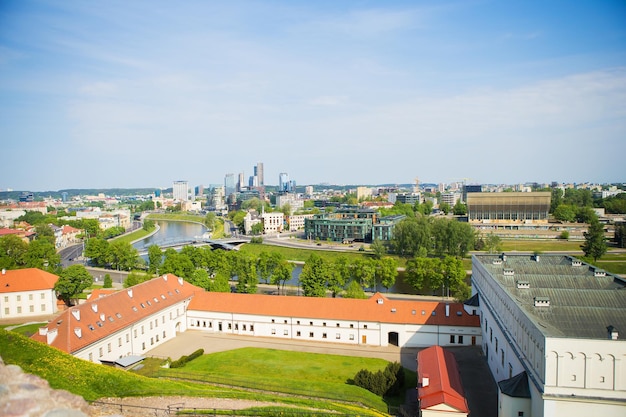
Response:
[0, 330, 391, 415]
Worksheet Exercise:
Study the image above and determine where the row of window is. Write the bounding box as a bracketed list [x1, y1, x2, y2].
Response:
[3, 292, 47, 302]
[4, 304, 47, 315]
[87, 330, 169, 362]
[271, 318, 366, 329]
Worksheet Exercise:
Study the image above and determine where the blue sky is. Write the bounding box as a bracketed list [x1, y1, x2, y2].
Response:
[1, 0, 625, 191]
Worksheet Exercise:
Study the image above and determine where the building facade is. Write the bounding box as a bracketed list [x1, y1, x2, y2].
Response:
[0, 268, 59, 319]
[173, 180, 189, 202]
[472, 254, 626, 417]
[466, 192, 551, 225]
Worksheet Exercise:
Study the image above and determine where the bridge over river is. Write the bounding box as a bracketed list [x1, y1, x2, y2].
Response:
[136, 236, 249, 255]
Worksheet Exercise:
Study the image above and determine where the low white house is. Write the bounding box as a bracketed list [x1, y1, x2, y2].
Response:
[0, 268, 59, 319]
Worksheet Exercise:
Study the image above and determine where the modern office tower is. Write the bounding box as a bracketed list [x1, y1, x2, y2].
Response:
[224, 174, 236, 197]
[173, 180, 189, 201]
[249, 175, 258, 187]
[305, 186, 314, 197]
[279, 172, 289, 192]
[462, 184, 482, 203]
[254, 162, 264, 186]
[195, 185, 204, 197]
[238, 172, 245, 192]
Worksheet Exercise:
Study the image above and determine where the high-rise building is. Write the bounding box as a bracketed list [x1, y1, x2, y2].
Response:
[173, 180, 189, 202]
[238, 173, 245, 192]
[254, 162, 264, 186]
[224, 174, 236, 197]
[279, 173, 289, 192]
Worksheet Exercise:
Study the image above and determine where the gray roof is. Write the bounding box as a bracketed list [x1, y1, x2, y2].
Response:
[474, 254, 626, 339]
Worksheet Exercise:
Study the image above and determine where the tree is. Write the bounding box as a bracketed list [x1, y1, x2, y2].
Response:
[405, 257, 442, 294]
[147, 244, 163, 274]
[0, 235, 28, 270]
[431, 218, 475, 258]
[24, 239, 60, 271]
[327, 256, 349, 297]
[84, 237, 110, 267]
[581, 218, 607, 262]
[299, 254, 330, 297]
[550, 188, 563, 213]
[271, 260, 294, 295]
[615, 223, 626, 248]
[103, 274, 113, 288]
[204, 212, 216, 230]
[258, 251, 282, 284]
[351, 258, 376, 290]
[123, 271, 151, 288]
[439, 202, 450, 215]
[108, 240, 139, 271]
[189, 269, 211, 290]
[211, 271, 231, 292]
[344, 280, 367, 299]
[390, 216, 431, 258]
[250, 222, 264, 235]
[35, 224, 56, 245]
[452, 200, 467, 216]
[440, 256, 469, 300]
[233, 253, 258, 294]
[161, 249, 195, 279]
[370, 239, 387, 260]
[55, 264, 93, 306]
[142, 219, 155, 231]
[375, 257, 398, 292]
[484, 232, 502, 253]
[419, 200, 434, 215]
[553, 204, 576, 222]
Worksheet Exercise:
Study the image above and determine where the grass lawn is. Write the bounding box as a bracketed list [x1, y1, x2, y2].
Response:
[147, 213, 206, 223]
[3, 322, 47, 337]
[499, 239, 584, 252]
[0, 330, 392, 415]
[151, 347, 411, 411]
[111, 227, 155, 244]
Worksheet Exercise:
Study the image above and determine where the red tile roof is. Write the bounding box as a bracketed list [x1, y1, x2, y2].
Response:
[417, 345, 468, 413]
[0, 268, 59, 293]
[31, 274, 201, 354]
[189, 292, 480, 327]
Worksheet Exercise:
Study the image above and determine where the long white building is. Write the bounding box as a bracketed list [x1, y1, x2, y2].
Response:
[0, 268, 59, 319]
[472, 254, 626, 417]
[32, 275, 481, 363]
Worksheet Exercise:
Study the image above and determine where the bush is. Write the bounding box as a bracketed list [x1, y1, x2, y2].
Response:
[352, 362, 405, 397]
[169, 348, 204, 368]
[559, 230, 570, 240]
[103, 274, 113, 288]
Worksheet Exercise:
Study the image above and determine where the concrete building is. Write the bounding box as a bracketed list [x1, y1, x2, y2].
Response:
[224, 174, 236, 198]
[0, 268, 59, 319]
[286, 214, 314, 232]
[472, 254, 626, 417]
[275, 194, 304, 214]
[441, 192, 461, 208]
[466, 192, 551, 226]
[254, 162, 264, 186]
[261, 212, 284, 235]
[417, 345, 469, 416]
[173, 180, 189, 202]
[356, 186, 373, 201]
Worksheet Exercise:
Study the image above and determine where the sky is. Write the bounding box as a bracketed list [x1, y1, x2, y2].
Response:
[1, 0, 625, 191]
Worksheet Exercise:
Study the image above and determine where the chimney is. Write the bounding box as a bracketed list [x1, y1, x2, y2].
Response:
[445, 304, 450, 317]
[127, 289, 133, 298]
[607, 325, 619, 340]
[421, 376, 430, 387]
[1, 269, 5, 275]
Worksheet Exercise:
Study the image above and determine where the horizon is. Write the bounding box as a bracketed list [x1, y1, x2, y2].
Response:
[1, 1, 625, 190]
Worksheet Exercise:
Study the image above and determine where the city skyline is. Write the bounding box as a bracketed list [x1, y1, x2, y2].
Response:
[1, 1, 625, 191]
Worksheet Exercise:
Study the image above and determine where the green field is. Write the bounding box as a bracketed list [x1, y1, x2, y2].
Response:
[0, 329, 394, 415]
[149, 347, 412, 410]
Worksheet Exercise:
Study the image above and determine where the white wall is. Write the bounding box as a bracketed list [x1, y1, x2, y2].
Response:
[0, 289, 57, 319]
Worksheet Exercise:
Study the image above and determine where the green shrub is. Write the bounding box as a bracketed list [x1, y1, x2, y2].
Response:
[170, 348, 204, 368]
[352, 362, 405, 397]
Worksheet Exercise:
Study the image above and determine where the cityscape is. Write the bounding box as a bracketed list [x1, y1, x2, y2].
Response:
[1, 1, 626, 417]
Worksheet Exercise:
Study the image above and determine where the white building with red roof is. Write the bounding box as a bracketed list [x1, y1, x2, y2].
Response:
[187, 292, 481, 349]
[33, 274, 199, 363]
[0, 268, 59, 319]
[417, 345, 469, 416]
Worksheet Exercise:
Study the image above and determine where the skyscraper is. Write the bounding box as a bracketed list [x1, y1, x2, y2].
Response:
[279, 172, 289, 192]
[254, 162, 264, 186]
[173, 180, 189, 201]
[224, 174, 236, 197]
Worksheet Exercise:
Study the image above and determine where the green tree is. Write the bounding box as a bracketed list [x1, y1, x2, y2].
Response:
[299, 253, 330, 297]
[419, 200, 434, 215]
[0, 235, 28, 270]
[439, 202, 451, 215]
[257, 251, 283, 284]
[147, 244, 163, 274]
[581, 218, 607, 262]
[55, 264, 93, 306]
[35, 224, 56, 245]
[189, 269, 211, 290]
[550, 188, 563, 213]
[575, 206, 597, 223]
[250, 222, 264, 235]
[161, 249, 195, 279]
[615, 223, 626, 248]
[327, 256, 349, 297]
[391, 216, 431, 258]
[270, 260, 294, 295]
[103, 274, 113, 288]
[452, 200, 467, 215]
[431, 218, 475, 258]
[370, 239, 387, 260]
[142, 219, 155, 231]
[233, 253, 258, 294]
[375, 257, 398, 292]
[441, 256, 469, 300]
[123, 271, 151, 288]
[211, 271, 231, 292]
[344, 280, 367, 299]
[84, 238, 110, 267]
[405, 257, 442, 294]
[484, 232, 502, 253]
[24, 239, 60, 271]
[553, 204, 576, 222]
[351, 258, 376, 290]
[204, 212, 216, 230]
[108, 240, 139, 271]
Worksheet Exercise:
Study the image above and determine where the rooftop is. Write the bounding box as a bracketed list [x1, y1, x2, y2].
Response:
[474, 254, 626, 339]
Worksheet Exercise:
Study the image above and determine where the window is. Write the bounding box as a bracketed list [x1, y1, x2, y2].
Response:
[16, 295, 21, 301]
[284, 330, 288, 336]
[336, 323, 340, 327]
[322, 333, 327, 339]
[349, 334, 355, 340]
[490, 328, 493, 342]
[118, 337, 122, 347]
[501, 350, 505, 366]
[296, 331, 301, 337]
[518, 412, 524, 417]
[41, 304, 46, 312]
[17, 307, 21, 314]
[29, 305, 34, 313]
[29, 294, 33, 300]
[126, 334, 130, 343]
[450, 335, 455, 344]
[89, 353, 93, 362]
[284, 320, 287, 324]
[134, 329, 137, 338]
[495, 338, 498, 352]
[458, 335, 464, 344]
[363, 324, 367, 329]
[250, 325, 254, 331]
[350, 324, 354, 328]
[3, 296, 8, 302]
[271, 329, 276, 335]
[142, 342, 145, 350]
[4, 308, 8, 315]
[242, 324, 246, 331]
[228, 323, 232, 330]
[336, 333, 341, 339]
[310, 321, 313, 326]
[323, 322, 326, 327]
[141, 326, 144, 335]
[99, 347, 103, 357]
[309, 332, 314, 338]
[107, 343, 111, 352]
[271, 319, 275, 323]
[296, 320, 300, 325]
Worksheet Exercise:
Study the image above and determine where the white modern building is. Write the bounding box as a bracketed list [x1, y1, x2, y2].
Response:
[0, 268, 59, 319]
[472, 254, 626, 417]
[261, 212, 284, 235]
[173, 180, 189, 202]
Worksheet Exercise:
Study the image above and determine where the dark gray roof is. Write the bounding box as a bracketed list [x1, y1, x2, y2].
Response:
[464, 293, 480, 307]
[498, 371, 531, 398]
[475, 254, 626, 339]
